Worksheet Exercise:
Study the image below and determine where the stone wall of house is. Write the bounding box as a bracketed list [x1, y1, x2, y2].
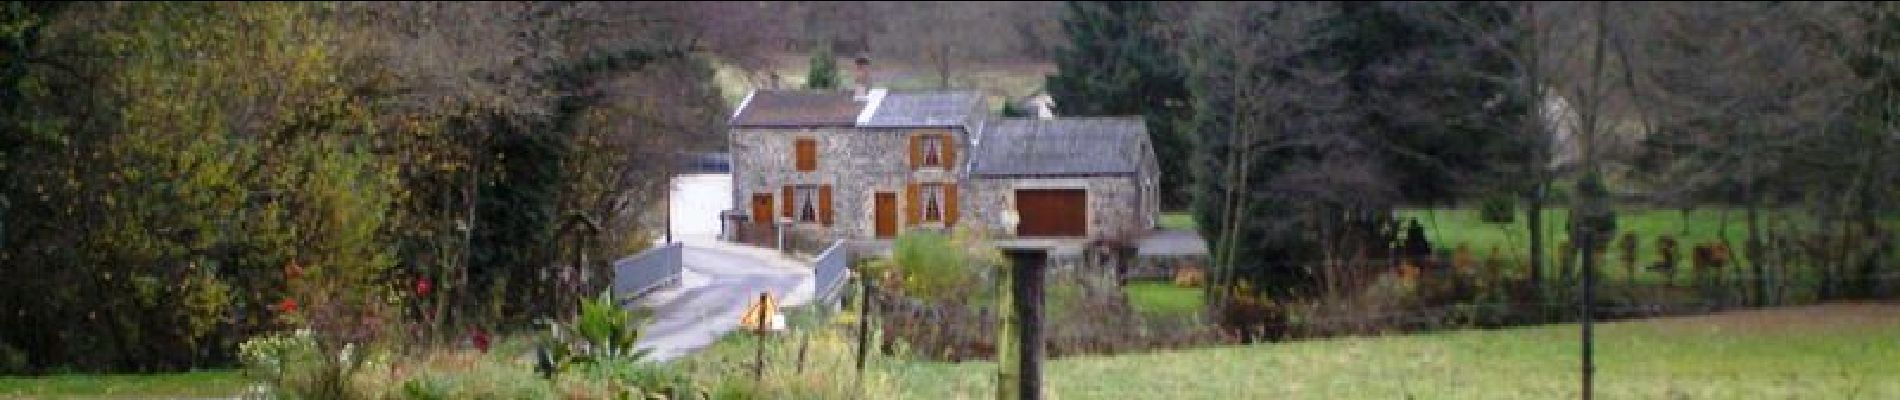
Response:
[962, 176, 1152, 241]
[729, 126, 969, 243]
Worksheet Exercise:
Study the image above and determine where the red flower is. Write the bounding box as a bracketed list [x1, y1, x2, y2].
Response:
[471, 327, 491, 353]
[276, 298, 298, 313]
[414, 278, 432, 297]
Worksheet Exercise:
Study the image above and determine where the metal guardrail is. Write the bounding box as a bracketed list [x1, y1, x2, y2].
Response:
[613, 242, 683, 299]
[813, 240, 850, 309]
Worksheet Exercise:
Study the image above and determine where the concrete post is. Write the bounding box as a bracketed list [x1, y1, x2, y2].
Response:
[777, 218, 790, 251]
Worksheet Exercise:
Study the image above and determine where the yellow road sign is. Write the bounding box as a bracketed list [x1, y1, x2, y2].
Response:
[738, 292, 780, 332]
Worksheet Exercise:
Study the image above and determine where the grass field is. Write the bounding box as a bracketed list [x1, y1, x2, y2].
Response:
[1161, 207, 1835, 284]
[888, 302, 1900, 399]
[1122, 281, 1204, 317]
[0, 370, 248, 398]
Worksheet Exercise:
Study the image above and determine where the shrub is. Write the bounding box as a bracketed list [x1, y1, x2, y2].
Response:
[540, 291, 652, 375]
[885, 230, 994, 302]
[1479, 196, 1516, 224]
[239, 328, 393, 399]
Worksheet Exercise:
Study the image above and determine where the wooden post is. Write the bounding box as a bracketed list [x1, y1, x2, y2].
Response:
[1006, 249, 1046, 400]
[855, 276, 873, 373]
[795, 331, 810, 374]
[995, 259, 1019, 400]
[755, 291, 769, 383]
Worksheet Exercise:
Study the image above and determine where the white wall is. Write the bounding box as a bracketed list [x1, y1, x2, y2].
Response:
[670, 173, 732, 238]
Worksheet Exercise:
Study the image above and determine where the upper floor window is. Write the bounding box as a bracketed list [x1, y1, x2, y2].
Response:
[910, 132, 953, 170]
[920, 135, 943, 167]
[794, 138, 817, 171]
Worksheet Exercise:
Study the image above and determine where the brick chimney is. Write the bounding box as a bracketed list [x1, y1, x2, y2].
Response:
[852, 56, 872, 97]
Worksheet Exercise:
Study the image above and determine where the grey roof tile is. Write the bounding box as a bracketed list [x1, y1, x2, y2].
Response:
[969, 117, 1149, 176]
[729, 90, 864, 127]
[861, 91, 984, 127]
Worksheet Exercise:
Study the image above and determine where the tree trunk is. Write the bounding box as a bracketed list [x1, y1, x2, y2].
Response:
[1745, 197, 1765, 307]
[1527, 183, 1546, 292]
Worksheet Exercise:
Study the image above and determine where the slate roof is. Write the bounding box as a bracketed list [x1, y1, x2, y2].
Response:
[860, 90, 984, 127]
[729, 90, 864, 127]
[969, 117, 1149, 177]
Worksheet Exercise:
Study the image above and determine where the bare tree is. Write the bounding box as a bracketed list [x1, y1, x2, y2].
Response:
[1626, 1, 1864, 305]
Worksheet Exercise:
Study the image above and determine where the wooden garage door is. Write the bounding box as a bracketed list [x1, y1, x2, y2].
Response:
[1016, 189, 1086, 237]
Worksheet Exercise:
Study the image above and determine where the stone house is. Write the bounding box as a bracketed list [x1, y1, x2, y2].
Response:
[727, 85, 1164, 252]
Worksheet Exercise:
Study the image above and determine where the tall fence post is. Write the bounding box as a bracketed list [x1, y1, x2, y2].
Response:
[1579, 231, 1596, 400]
[776, 219, 787, 251]
[754, 291, 769, 383]
[855, 277, 873, 373]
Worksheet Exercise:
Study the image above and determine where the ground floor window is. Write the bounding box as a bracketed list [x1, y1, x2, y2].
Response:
[794, 185, 819, 223]
[921, 184, 944, 223]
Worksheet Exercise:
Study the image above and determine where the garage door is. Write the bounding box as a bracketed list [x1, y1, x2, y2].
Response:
[1015, 189, 1086, 237]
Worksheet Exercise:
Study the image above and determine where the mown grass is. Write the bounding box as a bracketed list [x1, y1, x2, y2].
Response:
[0, 370, 250, 399]
[1159, 212, 1197, 231]
[1161, 207, 1825, 284]
[1122, 281, 1204, 318]
[891, 303, 1900, 399]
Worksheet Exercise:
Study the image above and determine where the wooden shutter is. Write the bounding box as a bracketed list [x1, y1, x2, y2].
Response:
[905, 183, 920, 225]
[940, 134, 956, 166]
[908, 134, 922, 170]
[794, 138, 817, 171]
[944, 183, 958, 226]
[781, 185, 794, 219]
[818, 185, 833, 226]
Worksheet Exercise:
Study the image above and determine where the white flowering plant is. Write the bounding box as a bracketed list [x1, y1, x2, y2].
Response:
[238, 328, 319, 384]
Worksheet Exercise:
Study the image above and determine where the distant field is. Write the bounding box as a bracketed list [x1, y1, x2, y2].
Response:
[890, 302, 1900, 399]
[710, 53, 1055, 110]
[1122, 281, 1203, 317]
[0, 370, 247, 398]
[1159, 207, 1825, 284]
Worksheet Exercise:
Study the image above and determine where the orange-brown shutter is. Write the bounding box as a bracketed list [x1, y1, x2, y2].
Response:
[905, 183, 920, 225]
[781, 186, 794, 219]
[908, 134, 922, 170]
[944, 183, 958, 226]
[940, 134, 956, 166]
[794, 139, 816, 171]
[818, 185, 833, 226]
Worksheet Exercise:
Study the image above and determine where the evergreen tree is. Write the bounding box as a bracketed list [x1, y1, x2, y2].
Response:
[1046, 1, 1193, 210]
[806, 45, 839, 89]
[1314, 1, 1532, 205]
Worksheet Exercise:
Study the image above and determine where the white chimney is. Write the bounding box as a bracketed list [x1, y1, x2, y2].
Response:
[1031, 94, 1056, 120]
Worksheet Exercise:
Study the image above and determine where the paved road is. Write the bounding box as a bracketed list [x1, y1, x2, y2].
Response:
[631, 237, 812, 361]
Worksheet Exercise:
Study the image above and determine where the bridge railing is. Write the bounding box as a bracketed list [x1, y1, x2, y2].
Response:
[612, 242, 683, 300]
[812, 239, 850, 310]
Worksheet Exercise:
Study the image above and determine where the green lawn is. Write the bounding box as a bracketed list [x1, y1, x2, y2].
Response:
[1397, 207, 1823, 284]
[0, 370, 250, 398]
[1122, 281, 1204, 317]
[1159, 212, 1198, 231]
[1164, 207, 1837, 284]
[889, 303, 1900, 399]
